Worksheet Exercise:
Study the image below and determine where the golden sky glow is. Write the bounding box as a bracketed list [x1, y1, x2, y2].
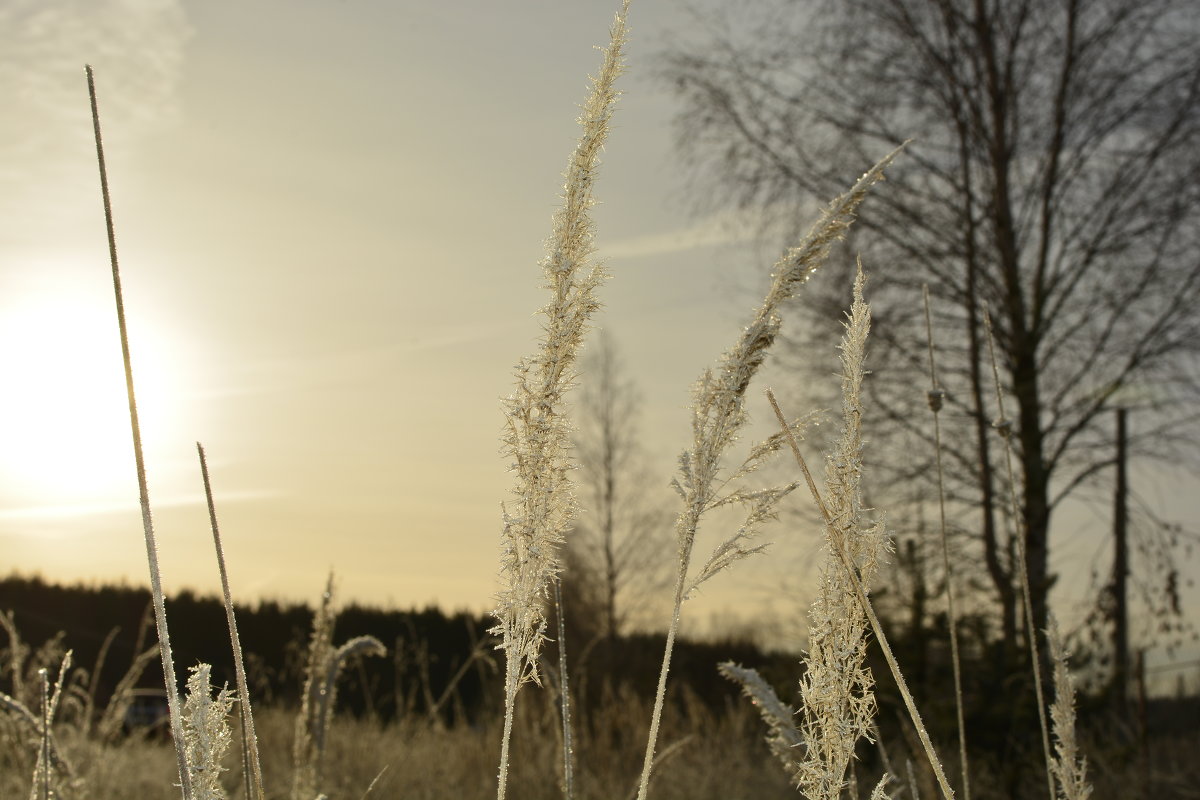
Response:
[0, 0, 788, 623]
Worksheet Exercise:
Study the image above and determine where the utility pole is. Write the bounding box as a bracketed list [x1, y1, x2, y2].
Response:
[1112, 408, 1129, 707]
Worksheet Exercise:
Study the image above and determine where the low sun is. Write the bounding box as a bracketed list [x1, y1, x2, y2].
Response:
[0, 292, 178, 507]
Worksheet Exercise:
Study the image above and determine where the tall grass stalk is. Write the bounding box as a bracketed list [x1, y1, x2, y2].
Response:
[769, 384, 953, 799]
[35, 668, 48, 800]
[1046, 615, 1092, 800]
[636, 149, 903, 800]
[85, 64, 193, 800]
[553, 578, 575, 800]
[293, 577, 386, 800]
[28, 652, 71, 800]
[359, 766, 389, 799]
[294, 576, 335, 800]
[922, 285, 970, 800]
[492, 3, 629, 798]
[982, 312, 1055, 800]
[772, 266, 887, 800]
[197, 442, 266, 800]
[1, 690, 69, 791]
[766, 266, 954, 800]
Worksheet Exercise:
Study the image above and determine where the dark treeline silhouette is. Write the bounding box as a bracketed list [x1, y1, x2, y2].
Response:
[0, 573, 490, 725]
[0, 573, 794, 729]
[1, 573, 1194, 796]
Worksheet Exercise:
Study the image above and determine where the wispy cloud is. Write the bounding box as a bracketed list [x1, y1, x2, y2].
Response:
[0, 488, 281, 523]
[604, 211, 760, 260]
[196, 320, 522, 399]
[604, 197, 826, 261]
[605, 201, 796, 259]
[0, 0, 192, 238]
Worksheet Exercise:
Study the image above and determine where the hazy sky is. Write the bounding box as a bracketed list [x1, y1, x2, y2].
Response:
[0, 0, 785, 620]
[2, 0, 1197, 658]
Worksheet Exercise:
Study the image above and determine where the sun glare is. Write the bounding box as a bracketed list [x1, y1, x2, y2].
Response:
[0, 292, 179, 506]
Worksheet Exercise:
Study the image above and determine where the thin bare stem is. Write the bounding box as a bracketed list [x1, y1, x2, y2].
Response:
[636, 561, 687, 800]
[907, 760, 921, 800]
[239, 723, 252, 800]
[922, 285, 970, 800]
[197, 442, 265, 800]
[86, 63, 192, 800]
[85, 627, 120, 738]
[38, 669, 49, 800]
[553, 578, 575, 800]
[767, 389, 955, 800]
[625, 736, 696, 800]
[982, 311, 1055, 800]
[766, 391, 828, 523]
[870, 721, 895, 782]
[359, 766, 389, 800]
[496, 698, 516, 800]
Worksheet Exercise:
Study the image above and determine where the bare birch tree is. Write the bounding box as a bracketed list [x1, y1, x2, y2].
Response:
[568, 332, 672, 648]
[660, 0, 1200, 665]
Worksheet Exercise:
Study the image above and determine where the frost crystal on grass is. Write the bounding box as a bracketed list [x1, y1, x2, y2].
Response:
[1048, 616, 1092, 800]
[493, 0, 627, 699]
[492, 4, 631, 799]
[182, 664, 234, 800]
[719, 662, 802, 780]
[638, 152, 903, 800]
[795, 265, 889, 800]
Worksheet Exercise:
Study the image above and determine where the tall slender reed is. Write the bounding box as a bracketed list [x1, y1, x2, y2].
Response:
[197, 443, 265, 800]
[2, 667, 72, 792]
[774, 265, 887, 800]
[636, 149, 903, 800]
[922, 286, 970, 800]
[767, 383, 956, 800]
[553, 578, 575, 800]
[768, 271, 955, 800]
[25, 648, 73, 800]
[765, 267, 954, 799]
[492, 4, 630, 798]
[85, 64, 193, 800]
[291, 577, 386, 800]
[36, 668, 49, 800]
[294, 576, 335, 800]
[982, 312, 1054, 800]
